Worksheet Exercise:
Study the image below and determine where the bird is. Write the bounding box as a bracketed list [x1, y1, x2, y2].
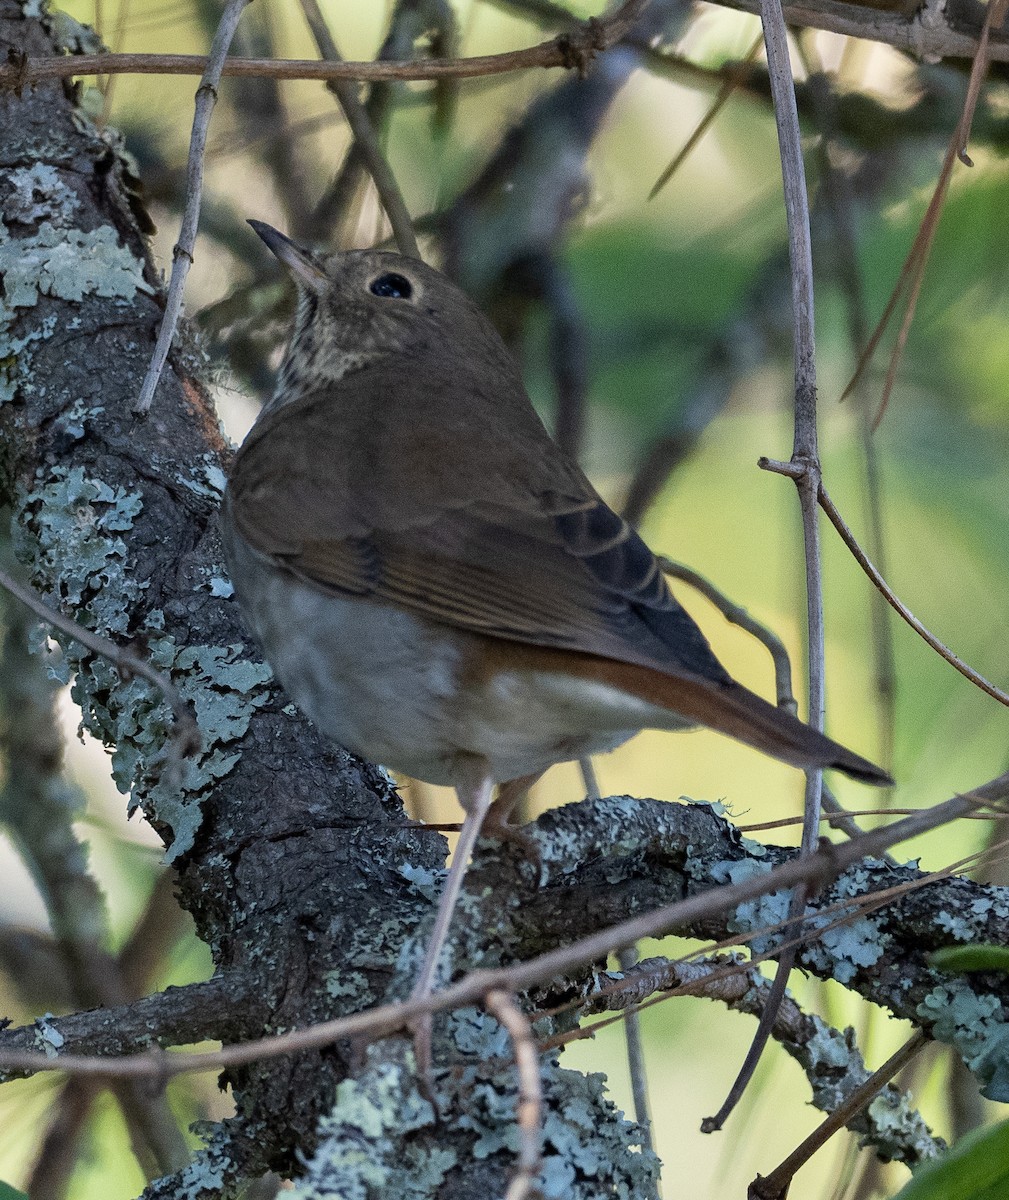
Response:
[221, 220, 891, 1046]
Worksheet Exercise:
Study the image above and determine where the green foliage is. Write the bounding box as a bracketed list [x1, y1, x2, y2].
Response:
[891, 1119, 1009, 1200]
[932, 946, 1009, 976]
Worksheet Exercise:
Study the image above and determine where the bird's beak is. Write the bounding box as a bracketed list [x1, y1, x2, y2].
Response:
[248, 220, 327, 291]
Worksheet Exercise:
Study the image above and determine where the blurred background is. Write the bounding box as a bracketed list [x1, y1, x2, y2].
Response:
[2, 0, 1009, 1196]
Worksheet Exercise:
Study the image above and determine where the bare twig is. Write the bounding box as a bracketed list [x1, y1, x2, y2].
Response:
[712, 0, 1008, 59]
[820, 784, 891, 850]
[0, 4, 649, 90]
[309, 1, 453, 243]
[738, 806, 1000, 832]
[297, 0, 420, 259]
[133, 0, 251, 415]
[485, 990, 543, 1200]
[616, 946, 657, 1179]
[702, 885, 804, 1132]
[2, 6, 1007, 94]
[648, 34, 763, 200]
[707, 0, 824, 1130]
[757, 467, 1009, 710]
[543, 832, 1009, 1061]
[0, 565, 200, 756]
[0, 775, 1000, 1081]
[749, 1031, 927, 1198]
[839, 0, 1009, 429]
[800, 50, 896, 777]
[0, 578, 190, 1180]
[659, 557, 795, 713]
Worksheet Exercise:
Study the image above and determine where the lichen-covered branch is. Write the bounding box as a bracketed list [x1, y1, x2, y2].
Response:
[589, 954, 942, 1166]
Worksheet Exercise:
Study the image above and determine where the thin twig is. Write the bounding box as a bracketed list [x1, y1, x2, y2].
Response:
[760, 471, 1009, 709]
[0, 578, 190, 1179]
[648, 33, 763, 200]
[839, 0, 1009, 429]
[659, 556, 795, 712]
[485, 990, 543, 1200]
[309, 0, 447, 242]
[133, 0, 251, 415]
[738, 806, 1000, 832]
[0, 4, 649, 90]
[0, 565, 200, 756]
[4, 8, 1009, 92]
[702, 883, 807, 1132]
[297, 0, 420, 259]
[616, 946, 657, 1182]
[820, 783, 891, 851]
[749, 1031, 927, 1199]
[543, 832, 1009, 1055]
[800, 50, 897, 778]
[708, 0, 824, 1129]
[0, 776, 1000, 1081]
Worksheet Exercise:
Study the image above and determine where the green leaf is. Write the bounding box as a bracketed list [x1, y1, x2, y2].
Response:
[0, 1182, 28, 1200]
[892, 1120, 1009, 1200]
[931, 945, 1009, 975]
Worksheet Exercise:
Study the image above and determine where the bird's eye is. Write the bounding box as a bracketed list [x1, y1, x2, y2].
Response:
[369, 273, 413, 300]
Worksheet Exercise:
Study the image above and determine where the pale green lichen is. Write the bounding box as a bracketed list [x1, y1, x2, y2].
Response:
[0, 222, 151, 313]
[935, 910, 977, 941]
[713, 858, 791, 954]
[161, 1155, 226, 1200]
[291, 1009, 658, 1200]
[803, 913, 886, 984]
[864, 1090, 942, 1163]
[6, 164, 79, 225]
[918, 982, 1009, 1100]
[16, 466, 273, 861]
[81, 638, 272, 861]
[0, 161, 151, 404]
[49, 9, 107, 54]
[323, 970, 369, 1000]
[971, 895, 1009, 920]
[289, 1058, 447, 1200]
[17, 465, 145, 636]
[53, 396, 104, 443]
[177, 456, 228, 500]
[32, 1015, 65, 1057]
[397, 863, 442, 899]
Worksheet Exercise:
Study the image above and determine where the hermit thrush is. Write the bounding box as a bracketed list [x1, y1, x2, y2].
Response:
[221, 222, 890, 1023]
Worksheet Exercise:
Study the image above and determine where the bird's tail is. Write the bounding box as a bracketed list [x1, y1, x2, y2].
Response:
[559, 652, 892, 786]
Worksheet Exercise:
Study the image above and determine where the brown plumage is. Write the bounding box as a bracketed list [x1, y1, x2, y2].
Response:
[221, 223, 890, 1027]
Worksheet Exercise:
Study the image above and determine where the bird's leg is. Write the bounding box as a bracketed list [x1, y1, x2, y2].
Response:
[578, 756, 600, 800]
[482, 770, 543, 841]
[409, 768, 494, 1076]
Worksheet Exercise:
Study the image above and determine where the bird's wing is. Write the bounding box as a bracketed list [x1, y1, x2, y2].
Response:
[228, 397, 729, 685]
